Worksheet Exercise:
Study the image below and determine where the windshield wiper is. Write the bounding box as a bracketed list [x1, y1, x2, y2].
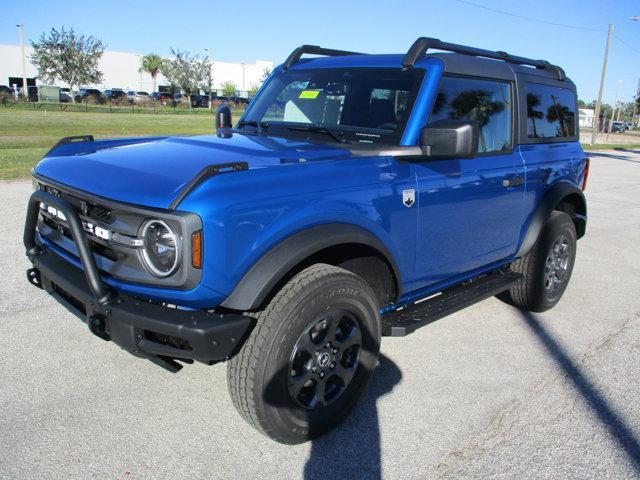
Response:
[286, 125, 350, 144]
[237, 120, 270, 133]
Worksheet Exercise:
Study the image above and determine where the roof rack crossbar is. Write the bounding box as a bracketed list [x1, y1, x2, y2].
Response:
[283, 45, 366, 70]
[403, 37, 565, 80]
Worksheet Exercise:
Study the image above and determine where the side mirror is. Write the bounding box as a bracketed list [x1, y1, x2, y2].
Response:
[419, 119, 479, 159]
[216, 104, 233, 131]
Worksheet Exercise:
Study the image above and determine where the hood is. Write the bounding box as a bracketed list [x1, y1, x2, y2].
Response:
[34, 133, 353, 209]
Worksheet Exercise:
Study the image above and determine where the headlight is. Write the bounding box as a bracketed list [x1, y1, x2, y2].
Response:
[140, 219, 180, 277]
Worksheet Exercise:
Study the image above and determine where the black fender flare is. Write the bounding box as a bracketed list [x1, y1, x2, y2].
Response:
[220, 223, 402, 311]
[516, 181, 587, 258]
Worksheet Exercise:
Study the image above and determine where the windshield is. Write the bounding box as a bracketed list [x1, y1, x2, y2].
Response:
[242, 67, 424, 145]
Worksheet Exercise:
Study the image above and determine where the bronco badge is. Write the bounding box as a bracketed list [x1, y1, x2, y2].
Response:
[402, 189, 415, 208]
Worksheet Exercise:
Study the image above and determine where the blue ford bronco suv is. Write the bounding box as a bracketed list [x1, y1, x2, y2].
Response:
[24, 38, 588, 444]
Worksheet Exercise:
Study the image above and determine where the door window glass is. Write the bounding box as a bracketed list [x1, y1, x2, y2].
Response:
[429, 76, 512, 153]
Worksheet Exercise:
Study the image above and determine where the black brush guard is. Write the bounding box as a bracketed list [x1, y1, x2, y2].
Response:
[24, 189, 253, 372]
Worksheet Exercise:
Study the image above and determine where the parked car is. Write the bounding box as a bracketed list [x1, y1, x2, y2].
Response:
[189, 94, 210, 108]
[75, 88, 104, 104]
[150, 91, 175, 106]
[59, 88, 73, 103]
[103, 89, 128, 102]
[611, 121, 627, 133]
[231, 96, 250, 106]
[24, 37, 588, 445]
[127, 91, 150, 103]
[172, 93, 189, 105]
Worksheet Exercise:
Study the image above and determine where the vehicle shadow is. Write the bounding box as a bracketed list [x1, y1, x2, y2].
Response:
[519, 311, 640, 472]
[589, 151, 640, 163]
[302, 353, 402, 480]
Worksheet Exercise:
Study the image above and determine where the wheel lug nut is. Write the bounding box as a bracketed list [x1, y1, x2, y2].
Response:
[330, 362, 335, 369]
[319, 372, 325, 378]
[312, 367, 316, 372]
[332, 348, 338, 354]
[325, 342, 331, 348]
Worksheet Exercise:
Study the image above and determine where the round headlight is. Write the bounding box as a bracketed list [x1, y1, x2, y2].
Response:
[140, 220, 180, 277]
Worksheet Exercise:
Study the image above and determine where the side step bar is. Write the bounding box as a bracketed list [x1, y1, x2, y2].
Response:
[381, 270, 522, 337]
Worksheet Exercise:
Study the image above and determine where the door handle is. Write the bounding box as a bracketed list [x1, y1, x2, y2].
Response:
[502, 175, 524, 188]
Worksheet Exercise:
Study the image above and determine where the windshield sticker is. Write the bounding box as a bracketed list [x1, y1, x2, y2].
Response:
[298, 90, 320, 99]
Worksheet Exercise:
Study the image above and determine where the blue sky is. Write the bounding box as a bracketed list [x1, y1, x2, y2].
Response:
[2, 0, 639, 104]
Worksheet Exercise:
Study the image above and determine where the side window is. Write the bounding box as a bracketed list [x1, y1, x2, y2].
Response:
[526, 83, 576, 138]
[429, 76, 512, 153]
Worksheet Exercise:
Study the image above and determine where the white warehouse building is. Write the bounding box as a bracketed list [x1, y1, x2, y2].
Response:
[0, 44, 274, 97]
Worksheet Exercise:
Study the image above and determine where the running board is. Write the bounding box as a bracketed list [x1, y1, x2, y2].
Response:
[381, 270, 522, 337]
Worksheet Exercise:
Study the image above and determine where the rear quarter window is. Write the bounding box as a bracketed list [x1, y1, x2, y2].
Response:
[526, 83, 576, 139]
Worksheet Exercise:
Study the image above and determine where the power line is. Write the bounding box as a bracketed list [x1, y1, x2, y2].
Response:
[613, 34, 640, 56]
[451, 0, 607, 32]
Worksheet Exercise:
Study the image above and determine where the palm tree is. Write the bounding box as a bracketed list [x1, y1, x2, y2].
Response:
[547, 95, 573, 137]
[527, 94, 544, 138]
[139, 54, 164, 92]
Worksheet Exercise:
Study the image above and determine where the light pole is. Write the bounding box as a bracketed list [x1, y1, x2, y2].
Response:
[607, 80, 623, 136]
[204, 48, 212, 109]
[241, 63, 246, 96]
[17, 23, 28, 101]
[137, 54, 143, 91]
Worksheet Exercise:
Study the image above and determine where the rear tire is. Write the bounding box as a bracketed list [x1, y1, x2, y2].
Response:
[502, 210, 577, 312]
[227, 264, 381, 444]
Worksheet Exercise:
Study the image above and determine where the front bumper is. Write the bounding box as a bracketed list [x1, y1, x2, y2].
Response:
[24, 189, 253, 371]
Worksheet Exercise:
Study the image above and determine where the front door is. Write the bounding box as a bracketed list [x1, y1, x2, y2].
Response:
[412, 75, 525, 290]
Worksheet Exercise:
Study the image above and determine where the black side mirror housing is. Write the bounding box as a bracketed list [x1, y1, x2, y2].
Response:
[216, 104, 233, 131]
[419, 119, 479, 159]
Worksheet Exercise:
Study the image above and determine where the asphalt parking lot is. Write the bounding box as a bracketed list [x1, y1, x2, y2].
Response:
[1, 150, 639, 479]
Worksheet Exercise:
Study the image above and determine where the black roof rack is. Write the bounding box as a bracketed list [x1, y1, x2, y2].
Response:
[283, 45, 366, 70]
[402, 37, 565, 81]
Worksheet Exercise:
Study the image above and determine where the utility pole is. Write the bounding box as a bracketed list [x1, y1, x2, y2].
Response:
[17, 23, 28, 101]
[591, 23, 613, 145]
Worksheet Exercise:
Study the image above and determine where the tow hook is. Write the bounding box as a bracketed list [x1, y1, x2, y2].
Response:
[88, 314, 110, 341]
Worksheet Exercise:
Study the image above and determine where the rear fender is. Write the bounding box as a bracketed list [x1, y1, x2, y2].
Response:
[517, 181, 586, 257]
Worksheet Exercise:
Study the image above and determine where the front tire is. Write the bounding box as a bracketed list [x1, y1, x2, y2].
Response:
[502, 210, 577, 312]
[227, 264, 381, 444]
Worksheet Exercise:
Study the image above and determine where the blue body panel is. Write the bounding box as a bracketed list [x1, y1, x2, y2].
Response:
[33, 53, 587, 311]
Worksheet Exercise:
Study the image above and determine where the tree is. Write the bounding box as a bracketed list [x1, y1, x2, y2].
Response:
[139, 54, 164, 93]
[162, 49, 210, 104]
[260, 67, 272, 83]
[222, 81, 237, 98]
[30, 27, 104, 103]
[247, 82, 260, 98]
[546, 99, 572, 136]
[527, 94, 543, 138]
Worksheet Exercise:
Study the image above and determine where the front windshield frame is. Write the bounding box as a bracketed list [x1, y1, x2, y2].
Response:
[241, 67, 425, 146]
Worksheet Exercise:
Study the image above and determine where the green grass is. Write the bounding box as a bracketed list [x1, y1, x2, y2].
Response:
[582, 144, 640, 151]
[0, 108, 241, 179]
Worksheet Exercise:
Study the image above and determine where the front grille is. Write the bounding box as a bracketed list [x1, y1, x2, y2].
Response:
[42, 215, 119, 262]
[42, 185, 113, 224]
